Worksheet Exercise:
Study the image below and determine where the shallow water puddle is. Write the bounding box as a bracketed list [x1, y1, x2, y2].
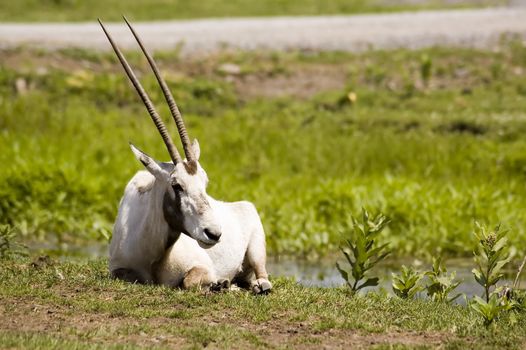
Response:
[267, 257, 525, 301]
[30, 242, 524, 301]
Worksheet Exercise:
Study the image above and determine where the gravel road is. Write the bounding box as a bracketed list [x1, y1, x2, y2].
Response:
[0, 8, 525, 54]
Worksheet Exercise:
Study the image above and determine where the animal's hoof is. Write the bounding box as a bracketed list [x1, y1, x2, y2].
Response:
[252, 280, 272, 295]
[210, 279, 231, 292]
[218, 278, 231, 290]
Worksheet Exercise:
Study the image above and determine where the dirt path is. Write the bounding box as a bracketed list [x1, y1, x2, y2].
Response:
[0, 8, 525, 55]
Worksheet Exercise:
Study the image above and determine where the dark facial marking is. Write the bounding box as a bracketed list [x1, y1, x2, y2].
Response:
[172, 183, 184, 193]
[163, 187, 188, 237]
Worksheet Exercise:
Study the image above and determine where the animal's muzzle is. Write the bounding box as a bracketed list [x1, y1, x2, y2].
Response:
[204, 228, 221, 242]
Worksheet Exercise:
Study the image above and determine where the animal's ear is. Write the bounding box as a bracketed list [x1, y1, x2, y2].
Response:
[129, 143, 171, 180]
[192, 139, 200, 161]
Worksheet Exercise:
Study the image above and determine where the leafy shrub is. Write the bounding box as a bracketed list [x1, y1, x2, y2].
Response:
[471, 294, 513, 326]
[472, 223, 511, 302]
[470, 222, 515, 325]
[424, 257, 461, 303]
[507, 289, 526, 312]
[392, 265, 422, 299]
[0, 225, 27, 259]
[420, 54, 432, 87]
[336, 209, 390, 295]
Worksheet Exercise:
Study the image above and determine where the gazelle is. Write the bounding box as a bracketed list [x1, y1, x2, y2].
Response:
[100, 18, 271, 294]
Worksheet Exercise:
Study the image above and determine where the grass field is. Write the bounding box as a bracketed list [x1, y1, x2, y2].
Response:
[2, 8, 526, 348]
[0, 0, 508, 22]
[2, 39, 526, 259]
[0, 256, 525, 349]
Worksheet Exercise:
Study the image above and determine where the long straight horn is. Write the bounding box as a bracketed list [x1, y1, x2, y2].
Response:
[98, 18, 182, 165]
[122, 16, 197, 171]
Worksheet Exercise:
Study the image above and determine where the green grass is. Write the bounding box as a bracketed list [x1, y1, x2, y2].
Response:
[0, 257, 525, 349]
[1, 40, 526, 259]
[0, 0, 508, 22]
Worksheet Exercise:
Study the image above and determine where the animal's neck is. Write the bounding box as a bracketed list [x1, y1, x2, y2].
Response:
[206, 194, 219, 207]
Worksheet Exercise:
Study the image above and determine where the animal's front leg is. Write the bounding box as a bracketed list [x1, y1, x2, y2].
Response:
[246, 232, 272, 294]
[182, 265, 217, 290]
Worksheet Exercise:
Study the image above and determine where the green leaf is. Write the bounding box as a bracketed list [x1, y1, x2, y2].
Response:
[448, 293, 462, 303]
[492, 258, 510, 276]
[493, 236, 508, 253]
[371, 251, 390, 266]
[351, 263, 363, 281]
[472, 268, 486, 287]
[336, 262, 349, 283]
[357, 277, 379, 290]
[341, 249, 354, 267]
[367, 243, 389, 259]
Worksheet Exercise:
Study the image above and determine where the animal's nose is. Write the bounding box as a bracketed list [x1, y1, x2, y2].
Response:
[204, 228, 221, 242]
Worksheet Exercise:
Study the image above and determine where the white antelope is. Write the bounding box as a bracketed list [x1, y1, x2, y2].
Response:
[100, 18, 271, 294]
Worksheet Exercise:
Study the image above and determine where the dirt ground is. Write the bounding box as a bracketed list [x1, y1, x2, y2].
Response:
[0, 296, 457, 349]
[0, 48, 350, 100]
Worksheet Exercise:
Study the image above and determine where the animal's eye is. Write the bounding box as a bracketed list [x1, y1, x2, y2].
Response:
[172, 183, 184, 193]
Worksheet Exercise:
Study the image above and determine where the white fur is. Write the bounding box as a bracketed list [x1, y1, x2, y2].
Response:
[109, 170, 169, 282]
[156, 198, 269, 289]
[110, 141, 271, 292]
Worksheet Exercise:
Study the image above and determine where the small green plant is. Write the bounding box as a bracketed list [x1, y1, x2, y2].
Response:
[470, 294, 513, 326]
[497, 286, 526, 313]
[508, 289, 526, 311]
[336, 209, 390, 295]
[424, 257, 461, 303]
[0, 224, 27, 259]
[420, 54, 433, 87]
[392, 265, 422, 299]
[472, 223, 511, 302]
[470, 223, 515, 325]
[499, 256, 526, 312]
